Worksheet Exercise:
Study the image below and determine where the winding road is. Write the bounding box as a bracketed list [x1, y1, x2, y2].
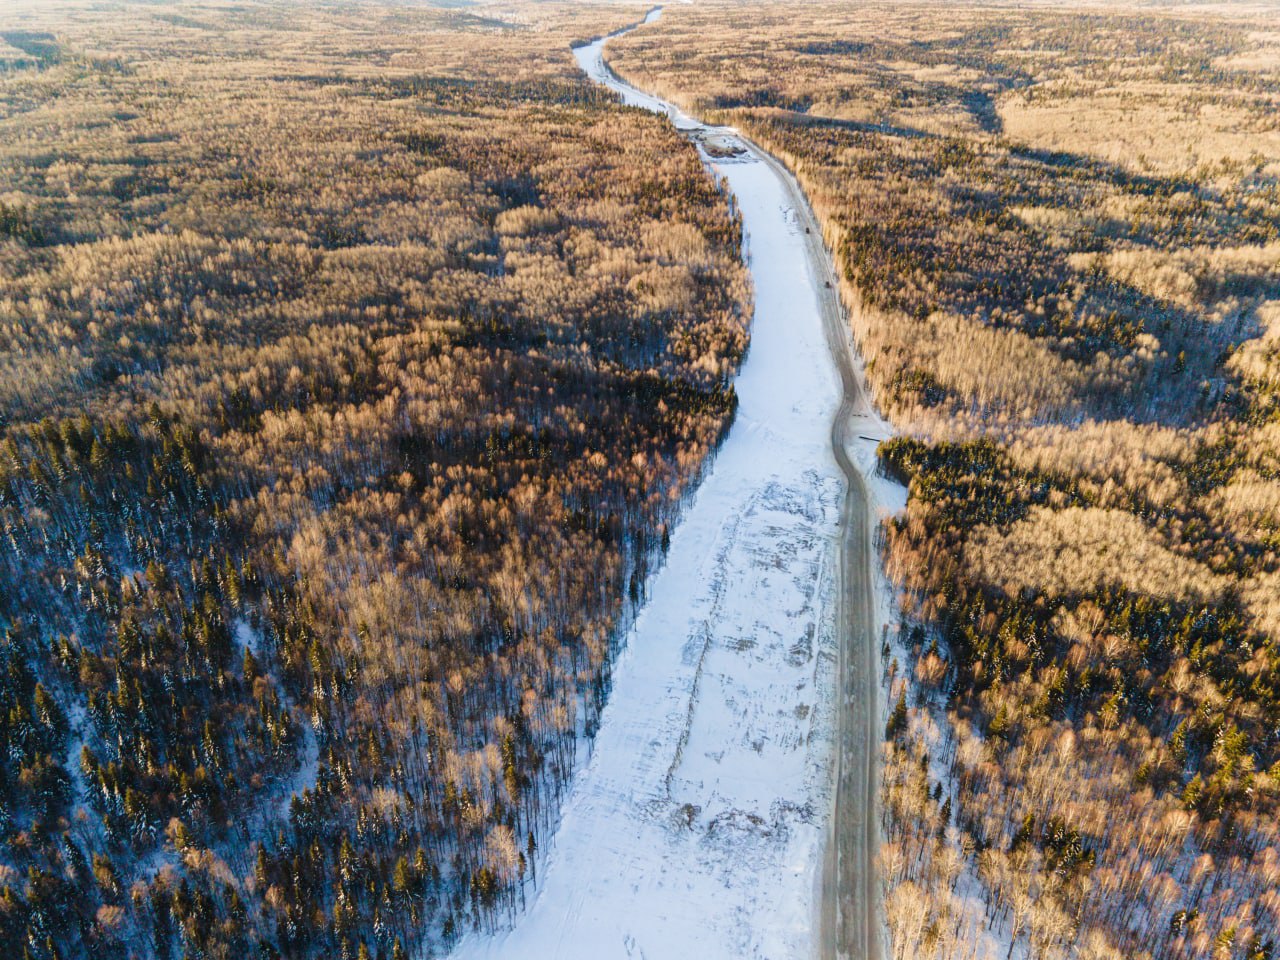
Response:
[577, 11, 889, 960]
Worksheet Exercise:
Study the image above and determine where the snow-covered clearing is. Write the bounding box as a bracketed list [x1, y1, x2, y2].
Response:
[234, 618, 320, 826]
[449, 24, 852, 960]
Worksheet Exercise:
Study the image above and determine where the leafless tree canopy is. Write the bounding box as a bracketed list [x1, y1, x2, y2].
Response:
[0, 2, 749, 957]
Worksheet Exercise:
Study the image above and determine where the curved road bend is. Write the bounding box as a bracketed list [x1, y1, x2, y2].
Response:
[575, 12, 888, 960]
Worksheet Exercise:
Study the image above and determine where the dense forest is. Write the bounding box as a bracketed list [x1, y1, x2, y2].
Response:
[609, 4, 1280, 958]
[0, 2, 749, 958]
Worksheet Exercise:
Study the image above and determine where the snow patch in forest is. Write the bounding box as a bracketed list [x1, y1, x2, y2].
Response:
[233, 618, 320, 819]
[450, 34, 849, 959]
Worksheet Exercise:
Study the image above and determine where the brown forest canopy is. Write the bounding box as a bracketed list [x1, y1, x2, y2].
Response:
[607, 3, 1280, 959]
[0, 2, 749, 958]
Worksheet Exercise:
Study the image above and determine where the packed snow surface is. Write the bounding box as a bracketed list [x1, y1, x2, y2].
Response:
[451, 25, 849, 960]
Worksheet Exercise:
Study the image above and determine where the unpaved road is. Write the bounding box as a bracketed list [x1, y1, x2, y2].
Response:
[755, 126, 887, 960]
[578, 11, 888, 960]
[779, 161, 887, 960]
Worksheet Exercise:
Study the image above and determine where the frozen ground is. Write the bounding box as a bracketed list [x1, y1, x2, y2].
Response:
[448, 26, 850, 960]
